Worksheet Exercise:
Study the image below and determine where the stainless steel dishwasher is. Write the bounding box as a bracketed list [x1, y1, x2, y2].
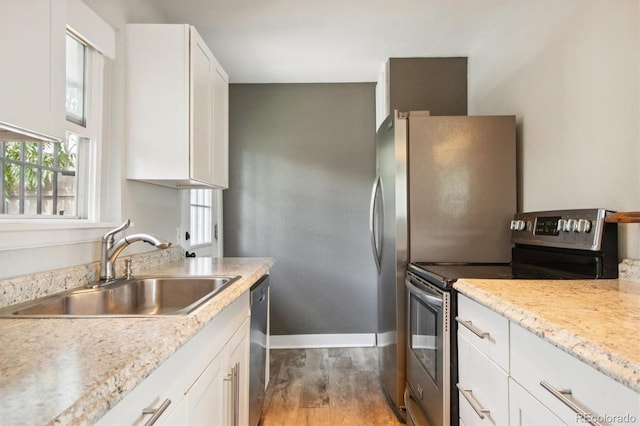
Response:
[249, 275, 269, 426]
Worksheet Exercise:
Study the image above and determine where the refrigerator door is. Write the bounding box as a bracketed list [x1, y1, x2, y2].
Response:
[376, 113, 408, 417]
[408, 115, 516, 263]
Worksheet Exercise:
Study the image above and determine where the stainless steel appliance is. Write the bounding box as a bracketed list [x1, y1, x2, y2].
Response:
[370, 111, 517, 419]
[405, 208, 618, 425]
[249, 275, 269, 426]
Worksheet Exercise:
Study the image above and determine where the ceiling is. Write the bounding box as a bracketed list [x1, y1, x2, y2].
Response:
[87, 0, 520, 83]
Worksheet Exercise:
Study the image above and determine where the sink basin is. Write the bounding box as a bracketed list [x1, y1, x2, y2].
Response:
[0, 276, 240, 317]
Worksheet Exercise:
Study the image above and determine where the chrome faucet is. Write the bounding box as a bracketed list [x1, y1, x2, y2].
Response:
[99, 219, 172, 283]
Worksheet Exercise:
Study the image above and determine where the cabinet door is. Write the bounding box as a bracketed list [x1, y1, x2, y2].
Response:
[227, 318, 250, 426]
[190, 26, 215, 185]
[509, 378, 564, 426]
[187, 350, 226, 426]
[0, 0, 65, 140]
[187, 318, 249, 426]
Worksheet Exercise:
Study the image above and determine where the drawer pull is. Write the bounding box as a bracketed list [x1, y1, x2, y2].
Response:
[142, 398, 171, 426]
[540, 381, 603, 426]
[456, 383, 490, 419]
[455, 317, 490, 339]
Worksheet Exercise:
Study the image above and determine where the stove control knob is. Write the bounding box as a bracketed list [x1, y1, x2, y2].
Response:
[510, 220, 526, 231]
[516, 220, 526, 231]
[566, 219, 578, 232]
[557, 219, 567, 232]
[577, 219, 592, 233]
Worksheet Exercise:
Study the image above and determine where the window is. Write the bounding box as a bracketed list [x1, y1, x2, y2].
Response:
[1, 33, 99, 219]
[190, 189, 213, 246]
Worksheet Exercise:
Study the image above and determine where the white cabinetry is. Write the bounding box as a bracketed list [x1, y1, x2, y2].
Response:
[0, 0, 65, 141]
[457, 293, 640, 426]
[97, 292, 250, 425]
[126, 24, 229, 189]
[511, 323, 639, 426]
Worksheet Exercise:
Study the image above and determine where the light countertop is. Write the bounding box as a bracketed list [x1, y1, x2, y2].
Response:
[0, 257, 274, 425]
[453, 278, 640, 393]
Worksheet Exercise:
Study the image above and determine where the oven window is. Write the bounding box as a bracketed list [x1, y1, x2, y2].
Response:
[410, 293, 440, 383]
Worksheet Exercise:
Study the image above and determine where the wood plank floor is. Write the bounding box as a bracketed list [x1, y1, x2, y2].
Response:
[262, 348, 405, 426]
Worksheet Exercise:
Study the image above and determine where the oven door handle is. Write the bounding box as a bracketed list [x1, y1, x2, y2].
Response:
[405, 278, 443, 309]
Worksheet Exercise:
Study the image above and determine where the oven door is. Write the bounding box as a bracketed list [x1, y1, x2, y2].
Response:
[405, 273, 450, 426]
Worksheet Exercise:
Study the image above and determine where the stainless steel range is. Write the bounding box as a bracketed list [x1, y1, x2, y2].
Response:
[404, 208, 619, 426]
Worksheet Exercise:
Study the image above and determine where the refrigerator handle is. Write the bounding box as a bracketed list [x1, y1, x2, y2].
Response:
[369, 175, 382, 274]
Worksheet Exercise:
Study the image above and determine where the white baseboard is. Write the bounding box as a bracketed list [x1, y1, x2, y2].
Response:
[270, 333, 376, 349]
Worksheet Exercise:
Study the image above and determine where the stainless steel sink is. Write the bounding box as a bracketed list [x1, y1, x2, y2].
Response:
[0, 276, 240, 317]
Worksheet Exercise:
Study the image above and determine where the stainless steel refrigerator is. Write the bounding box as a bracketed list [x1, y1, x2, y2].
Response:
[369, 111, 516, 418]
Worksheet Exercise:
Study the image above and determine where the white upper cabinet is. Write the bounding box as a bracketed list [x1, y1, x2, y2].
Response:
[0, 0, 66, 141]
[126, 24, 229, 189]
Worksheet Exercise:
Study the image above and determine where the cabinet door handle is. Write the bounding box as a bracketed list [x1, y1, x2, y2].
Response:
[225, 370, 234, 426]
[233, 362, 240, 426]
[142, 398, 171, 426]
[540, 380, 603, 426]
[225, 363, 240, 426]
[456, 383, 490, 419]
[455, 317, 490, 339]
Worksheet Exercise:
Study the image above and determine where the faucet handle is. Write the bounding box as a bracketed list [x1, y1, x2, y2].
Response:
[102, 219, 132, 242]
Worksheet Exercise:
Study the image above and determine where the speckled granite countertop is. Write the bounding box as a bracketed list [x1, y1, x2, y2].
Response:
[453, 278, 640, 393]
[0, 257, 274, 426]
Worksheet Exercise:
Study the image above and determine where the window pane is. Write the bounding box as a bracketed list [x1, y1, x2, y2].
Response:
[66, 34, 86, 126]
[189, 188, 213, 246]
[0, 137, 81, 217]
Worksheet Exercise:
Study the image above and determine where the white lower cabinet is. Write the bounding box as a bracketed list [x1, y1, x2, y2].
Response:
[511, 323, 639, 426]
[188, 318, 249, 426]
[97, 292, 250, 426]
[457, 294, 640, 426]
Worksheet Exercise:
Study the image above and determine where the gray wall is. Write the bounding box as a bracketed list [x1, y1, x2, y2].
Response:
[225, 83, 377, 335]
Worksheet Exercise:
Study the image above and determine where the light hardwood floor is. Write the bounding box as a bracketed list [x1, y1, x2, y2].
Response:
[262, 348, 405, 426]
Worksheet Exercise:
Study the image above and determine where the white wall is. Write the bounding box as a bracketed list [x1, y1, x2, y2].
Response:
[468, 0, 640, 259]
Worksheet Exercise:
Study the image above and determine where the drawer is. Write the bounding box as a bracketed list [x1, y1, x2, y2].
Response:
[509, 378, 564, 426]
[457, 332, 509, 425]
[457, 293, 509, 371]
[511, 323, 640, 426]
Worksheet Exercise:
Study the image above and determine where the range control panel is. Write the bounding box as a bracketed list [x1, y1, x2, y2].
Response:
[510, 209, 613, 251]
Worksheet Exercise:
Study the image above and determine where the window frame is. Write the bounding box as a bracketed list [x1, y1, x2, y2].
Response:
[1, 31, 102, 223]
[0, 29, 112, 252]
